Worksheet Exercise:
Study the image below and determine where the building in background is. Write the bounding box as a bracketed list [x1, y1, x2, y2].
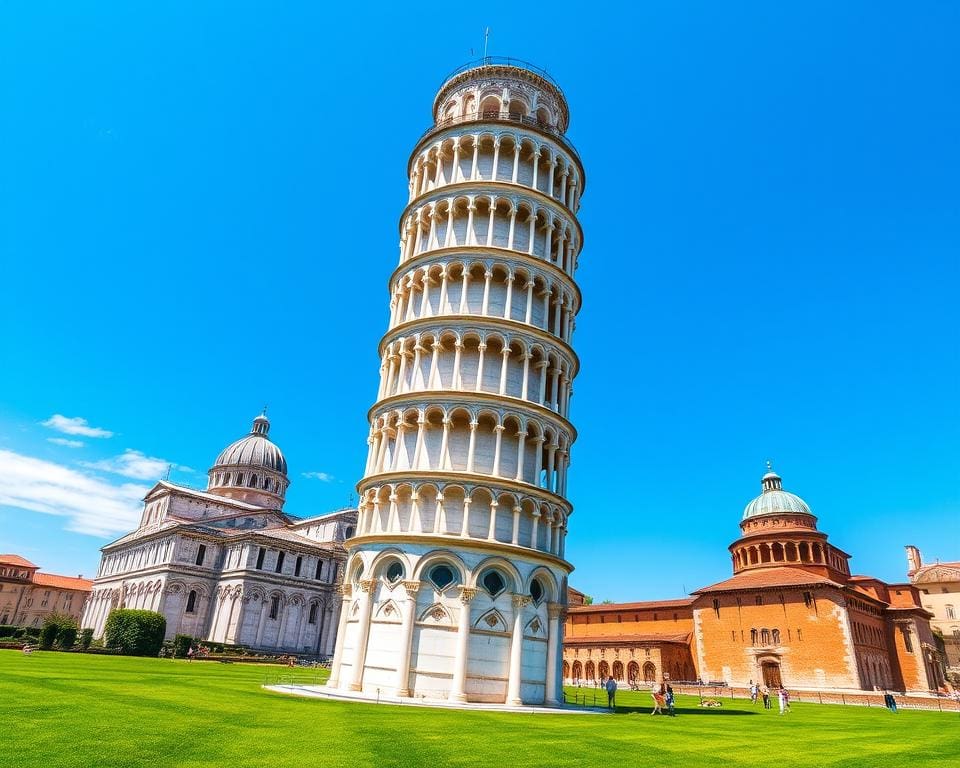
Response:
[564, 467, 944, 693]
[81, 414, 355, 655]
[0, 554, 92, 627]
[906, 546, 960, 675]
[327, 58, 585, 705]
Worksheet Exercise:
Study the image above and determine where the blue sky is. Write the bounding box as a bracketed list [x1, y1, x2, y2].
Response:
[1, 3, 957, 601]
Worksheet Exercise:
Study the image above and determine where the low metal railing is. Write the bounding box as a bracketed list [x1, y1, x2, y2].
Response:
[417, 110, 580, 159]
[439, 58, 563, 91]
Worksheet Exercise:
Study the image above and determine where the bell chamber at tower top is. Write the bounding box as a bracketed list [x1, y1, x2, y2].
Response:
[401, 60, 585, 276]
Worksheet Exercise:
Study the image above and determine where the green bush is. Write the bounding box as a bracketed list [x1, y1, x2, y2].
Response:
[173, 634, 194, 658]
[40, 614, 77, 650]
[23, 627, 41, 640]
[103, 609, 166, 656]
[57, 625, 78, 649]
[79, 628, 94, 650]
[0, 624, 20, 638]
[39, 622, 58, 649]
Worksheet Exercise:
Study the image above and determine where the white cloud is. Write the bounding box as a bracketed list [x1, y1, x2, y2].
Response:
[0, 449, 147, 537]
[302, 471, 334, 482]
[47, 437, 85, 448]
[42, 414, 114, 438]
[81, 449, 193, 481]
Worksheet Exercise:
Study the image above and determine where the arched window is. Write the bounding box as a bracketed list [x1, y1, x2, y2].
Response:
[385, 561, 404, 584]
[236, 473, 244, 486]
[947, 605, 956, 619]
[428, 563, 455, 591]
[772, 628, 781, 645]
[248, 474, 258, 488]
[345, 526, 355, 539]
[760, 628, 771, 646]
[750, 628, 758, 645]
[185, 590, 197, 613]
[269, 595, 280, 620]
[480, 569, 506, 598]
[264, 478, 272, 491]
[529, 578, 544, 604]
[308, 603, 318, 624]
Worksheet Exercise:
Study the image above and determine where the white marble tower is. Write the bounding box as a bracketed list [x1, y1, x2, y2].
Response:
[328, 59, 585, 705]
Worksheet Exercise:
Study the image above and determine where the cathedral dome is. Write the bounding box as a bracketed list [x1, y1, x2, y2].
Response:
[742, 466, 812, 520]
[206, 413, 289, 509]
[212, 414, 287, 474]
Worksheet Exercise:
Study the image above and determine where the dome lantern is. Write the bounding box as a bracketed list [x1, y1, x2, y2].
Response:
[742, 464, 813, 521]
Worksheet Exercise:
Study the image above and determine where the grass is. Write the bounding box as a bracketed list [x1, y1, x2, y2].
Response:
[4, 650, 957, 768]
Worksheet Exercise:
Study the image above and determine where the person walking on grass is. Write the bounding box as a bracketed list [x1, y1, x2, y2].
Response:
[883, 691, 898, 713]
[605, 676, 617, 709]
[761, 685, 771, 709]
[650, 683, 664, 715]
[665, 684, 676, 716]
[778, 687, 789, 715]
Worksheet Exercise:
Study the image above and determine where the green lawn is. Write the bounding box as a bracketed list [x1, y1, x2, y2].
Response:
[3, 650, 956, 768]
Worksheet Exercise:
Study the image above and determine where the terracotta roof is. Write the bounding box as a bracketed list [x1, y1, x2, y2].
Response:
[565, 633, 691, 646]
[0, 554, 38, 568]
[32, 572, 93, 591]
[569, 597, 695, 613]
[693, 567, 842, 594]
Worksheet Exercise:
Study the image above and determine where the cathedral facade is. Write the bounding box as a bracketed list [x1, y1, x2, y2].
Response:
[82, 414, 355, 654]
[564, 468, 943, 693]
[327, 59, 584, 705]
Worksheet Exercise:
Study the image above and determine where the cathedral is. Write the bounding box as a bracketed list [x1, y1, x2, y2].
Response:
[563, 466, 943, 693]
[82, 414, 356, 654]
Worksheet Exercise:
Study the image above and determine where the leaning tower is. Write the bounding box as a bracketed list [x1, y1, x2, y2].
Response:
[327, 59, 585, 705]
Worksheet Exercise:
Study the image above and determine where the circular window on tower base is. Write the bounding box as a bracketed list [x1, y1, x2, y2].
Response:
[481, 570, 507, 598]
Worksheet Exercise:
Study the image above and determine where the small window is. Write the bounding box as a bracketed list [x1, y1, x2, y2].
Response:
[308, 603, 318, 624]
[755, 594, 763, 606]
[901, 627, 913, 653]
[429, 564, 455, 591]
[345, 526, 355, 539]
[256, 547, 265, 569]
[750, 628, 758, 645]
[761, 629, 771, 645]
[269, 595, 279, 620]
[295, 556, 302, 577]
[275, 552, 285, 574]
[195, 545, 206, 566]
[947, 605, 956, 620]
[248, 474, 258, 487]
[264, 477, 272, 491]
[386, 562, 404, 584]
[481, 570, 506, 597]
[186, 590, 197, 613]
[530, 578, 544, 604]
[803, 591, 813, 608]
[236, 473, 244, 486]
[315, 559, 323, 580]
[772, 629, 781, 645]
[712, 599, 720, 618]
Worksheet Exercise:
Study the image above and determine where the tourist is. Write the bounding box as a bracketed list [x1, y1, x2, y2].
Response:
[883, 692, 898, 713]
[605, 676, 617, 709]
[187, 646, 195, 662]
[750, 682, 759, 704]
[650, 683, 664, 715]
[761, 685, 770, 709]
[778, 687, 789, 715]
[665, 684, 675, 716]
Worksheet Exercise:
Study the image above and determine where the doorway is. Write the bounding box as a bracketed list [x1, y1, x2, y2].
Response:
[761, 661, 782, 688]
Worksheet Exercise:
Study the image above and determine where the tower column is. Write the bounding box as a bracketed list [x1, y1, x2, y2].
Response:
[507, 594, 532, 704]
[394, 581, 421, 696]
[449, 587, 478, 702]
[348, 580, 376, 691]
[327, 585, 352, 689]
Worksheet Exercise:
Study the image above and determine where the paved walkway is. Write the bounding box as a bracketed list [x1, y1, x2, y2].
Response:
[264, 684, 608, 714]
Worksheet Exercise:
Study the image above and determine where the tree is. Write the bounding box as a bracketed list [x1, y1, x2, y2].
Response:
[39, 614, 77, 650]
[104, 609, 167, 656]
[582, 595, 594, 605]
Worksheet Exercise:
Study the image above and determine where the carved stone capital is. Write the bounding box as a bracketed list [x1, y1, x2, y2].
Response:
[338, 583, 353, 598]
[512, 593, 533, 609]
[547, 602, 567, 621]
[458, 586, 479, 604]
[402, 580, 422, 594]
[359, 578, 377, 594]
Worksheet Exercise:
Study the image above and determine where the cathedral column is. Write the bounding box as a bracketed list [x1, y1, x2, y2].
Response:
[466, 420, 478, 472]
[546, 603, 565, 703]
[327, 585, 352, 689]
[492, 424, 504, 476]
[520, 353, 531, 399]
[512, 505, 521, 545]
[498, 348, 511, 395]
[487, 500, 500, 541]
[349, 580, 377, 691]
[276, 597, 290, 650]
[475, 344, 487, 391]
[460, 496, 473, 537]
[491, 139, 501, 182]
[254, 596, 269, 647]
[451, 138, 461, 183]
[485, 200, 497, 247]
[449, 587, 478, 702]
[507, 594, 532, 705]
[515, 431, 527, 482]
[481, 270, 493, 315]
[531, 149, 541, 191]
[394, 581, 421, 696]
[470, 139, 480, 180]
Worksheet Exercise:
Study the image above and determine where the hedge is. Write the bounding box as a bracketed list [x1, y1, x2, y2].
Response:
[79, 628, 94, 650]
[104, 609, 166, 656]
[40, 614, 78, 650]
[173, 634, 194, 658]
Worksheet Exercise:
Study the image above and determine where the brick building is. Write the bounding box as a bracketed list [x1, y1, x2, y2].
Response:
[906, 546, 959, 675]
[563, 467, 943, 693]
[0, 554, 92, 627]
